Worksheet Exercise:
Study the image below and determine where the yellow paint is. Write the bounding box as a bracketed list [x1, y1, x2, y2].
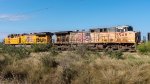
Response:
[4, 37, 20, 45]
[4, 34, 52, 45]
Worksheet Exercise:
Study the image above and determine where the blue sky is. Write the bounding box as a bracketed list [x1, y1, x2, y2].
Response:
[0, 0, 150, 40]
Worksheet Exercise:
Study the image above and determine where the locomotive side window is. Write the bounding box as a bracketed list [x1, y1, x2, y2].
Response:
[117, 29, 124, 32]
[104, 28, 107, 32]
[100, 29, 103, 32]
[90, 30, 95, 32]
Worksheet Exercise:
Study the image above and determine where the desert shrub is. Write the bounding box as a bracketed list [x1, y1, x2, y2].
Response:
[62, 68, 77, 84]
[0, 45, 31, 72]
[0, 43, 4, 53]
[137, 42, 150, 54]
[105, 50, 124, 59]
[73, 64, 94, 84]
[7, 47, 30, 59]
[2, 70, 28, 82]
[0, 44, 9, 53]
[49, 47, 59, 56]
[1, 57, 45, 84]
[0, 54, 13, 71]
[14, 47, 31, 59]
[74, 45, 89, 57]
[0, 45, 31, 60]
[1, 62, 29, 82]
[72, 45, 101, 63]
[92, 51, 101, 57]
[127, 55, 136, 60]
[74, 45, 100, 61]
[31, 44, 51, 52]
[41, 55, 58, 69]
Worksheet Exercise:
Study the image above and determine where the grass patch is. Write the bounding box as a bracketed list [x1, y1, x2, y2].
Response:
[1, 44, 150, 84]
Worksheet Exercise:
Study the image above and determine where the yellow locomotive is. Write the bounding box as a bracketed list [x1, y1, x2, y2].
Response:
[4, 32, 53, 45]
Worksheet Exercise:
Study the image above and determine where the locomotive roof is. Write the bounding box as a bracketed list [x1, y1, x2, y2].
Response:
[90, 26, 119, 30]
[55, 31, 73, 34]
[90, 25, 133, 32]
[90, 25, 133, 30]
[36, 32, 53, 35]
[8, 34, 21, 37]
[8, 32, 53, 36]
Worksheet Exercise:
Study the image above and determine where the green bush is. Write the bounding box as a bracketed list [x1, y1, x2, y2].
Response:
[137, 42, 150, 54]
[0, 45, 30, 60]
[12, 47, 30, 59]
[31, 44, 51, 52]
[105, 50, 124, 59]
[0, 43, 8, 53]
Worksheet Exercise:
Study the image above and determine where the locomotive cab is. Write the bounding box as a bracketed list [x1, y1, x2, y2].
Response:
[116, 25, 133, 32]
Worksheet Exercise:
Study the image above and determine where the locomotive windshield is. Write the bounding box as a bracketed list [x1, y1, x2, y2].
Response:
[128, 26, 133, 31]
[116, 26, 133, 32]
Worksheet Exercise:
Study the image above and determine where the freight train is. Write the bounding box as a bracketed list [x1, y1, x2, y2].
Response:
[4, 25, 141, 51]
